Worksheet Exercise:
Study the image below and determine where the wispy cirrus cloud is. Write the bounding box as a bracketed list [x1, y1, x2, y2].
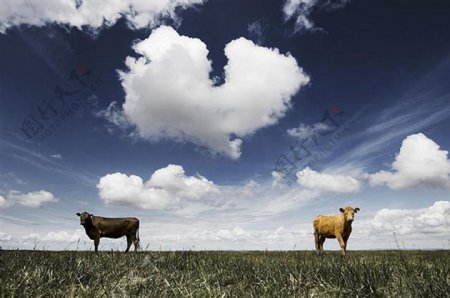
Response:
[0, 136, 99, 186]
[247, 20, 265, 45]
[282, 0, 350, 33]
[323, 57, 450, 174]
[0, 0, 205, 34]
[287, 122, 330, 140]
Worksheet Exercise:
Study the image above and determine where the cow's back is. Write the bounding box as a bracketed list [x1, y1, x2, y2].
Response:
[93, 217, 139, 238]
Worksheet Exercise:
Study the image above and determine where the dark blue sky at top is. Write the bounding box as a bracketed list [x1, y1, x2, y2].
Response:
[1, 0, 450, 205]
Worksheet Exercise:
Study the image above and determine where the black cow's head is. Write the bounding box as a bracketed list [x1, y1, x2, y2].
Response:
[76, 211, 93, 226]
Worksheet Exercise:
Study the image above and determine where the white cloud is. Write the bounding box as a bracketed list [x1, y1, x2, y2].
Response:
[42, 230, 84, 242]
[283, 0, 350, 33]
[0, 195, 8, 208]
[133, 221, 314, 250]
[283, 0, 315, 32]
[146, 225, 303, 244]
[194, 226, 248, 241]
[296, 167, 361, 193]
[260, 188, 320, 216]
[287, 122, 329, 140]
[0, 232, 12, 242]
[369, 133, 450, 190]
[2, 190, 58, 208]
[247, 20, 265, 45]
[114, 26, 309, 158]
[95, 101, 133, 133]
[239, 180, 260, 197]
[23, 229, 84, 243]
[50, 154, 63, 160]
[271, 171, 286, 188]
[0, 0, 204, 34]
[97, 164, 220, 210]
[191, 226, 296, 242]
[369, 201, 450, 235]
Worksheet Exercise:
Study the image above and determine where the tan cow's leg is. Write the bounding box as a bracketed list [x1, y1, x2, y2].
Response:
[336, 234, 346, 256]
[319, 236, 325, 253]
[314, 230, 320, 252]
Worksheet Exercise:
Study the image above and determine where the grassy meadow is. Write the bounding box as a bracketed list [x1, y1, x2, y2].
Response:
[0, 250, 449, 297]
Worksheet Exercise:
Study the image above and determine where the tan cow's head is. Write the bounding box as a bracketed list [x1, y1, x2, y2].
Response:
[76, 212, 93, 226]
[339, 206, 360, 223]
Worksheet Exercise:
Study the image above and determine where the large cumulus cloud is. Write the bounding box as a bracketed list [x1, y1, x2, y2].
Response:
[114, 26, 309, 158]
[369, 201, 450, 235]
[369, 133, 450, 190]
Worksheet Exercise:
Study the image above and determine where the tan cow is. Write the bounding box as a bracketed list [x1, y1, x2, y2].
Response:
[76, 212, 140, 252]
[313, 206, 360, 256]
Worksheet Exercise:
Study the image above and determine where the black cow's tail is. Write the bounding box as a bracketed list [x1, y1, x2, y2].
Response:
[136, 220, 141, 251]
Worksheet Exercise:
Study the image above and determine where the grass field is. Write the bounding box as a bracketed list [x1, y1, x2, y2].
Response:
[0, 250, 449, 297]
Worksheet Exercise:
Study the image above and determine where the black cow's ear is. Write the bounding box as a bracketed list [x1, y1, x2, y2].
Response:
[354, 207, 360, 213]
[89, 213, 93, 218]
[339, 208, 345, 213]
[76, 212, 81, 216]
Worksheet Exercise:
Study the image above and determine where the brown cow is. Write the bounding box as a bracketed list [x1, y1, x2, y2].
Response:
[313, 206, 360, 256]
[76, 212, 140, 252]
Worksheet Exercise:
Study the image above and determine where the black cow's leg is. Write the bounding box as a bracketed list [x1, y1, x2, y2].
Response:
[125, 235, 132, 252]
[343, 235, 349, 251]
[132, 234, 139, 251]
[94, 238, 99, 253]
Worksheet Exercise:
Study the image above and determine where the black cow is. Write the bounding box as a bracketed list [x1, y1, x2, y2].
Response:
[76, 212, 140, 252]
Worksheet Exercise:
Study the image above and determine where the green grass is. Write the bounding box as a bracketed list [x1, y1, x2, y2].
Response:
[0, 250, 449, 297]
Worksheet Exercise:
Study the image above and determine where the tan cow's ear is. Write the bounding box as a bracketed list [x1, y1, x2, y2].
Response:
[354, 208, 360, 213]
[339, 208, 345, 213]
[76, 212, 81, 216]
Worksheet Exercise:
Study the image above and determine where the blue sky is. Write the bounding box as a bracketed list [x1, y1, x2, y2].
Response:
[1, 0, 450, 250]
